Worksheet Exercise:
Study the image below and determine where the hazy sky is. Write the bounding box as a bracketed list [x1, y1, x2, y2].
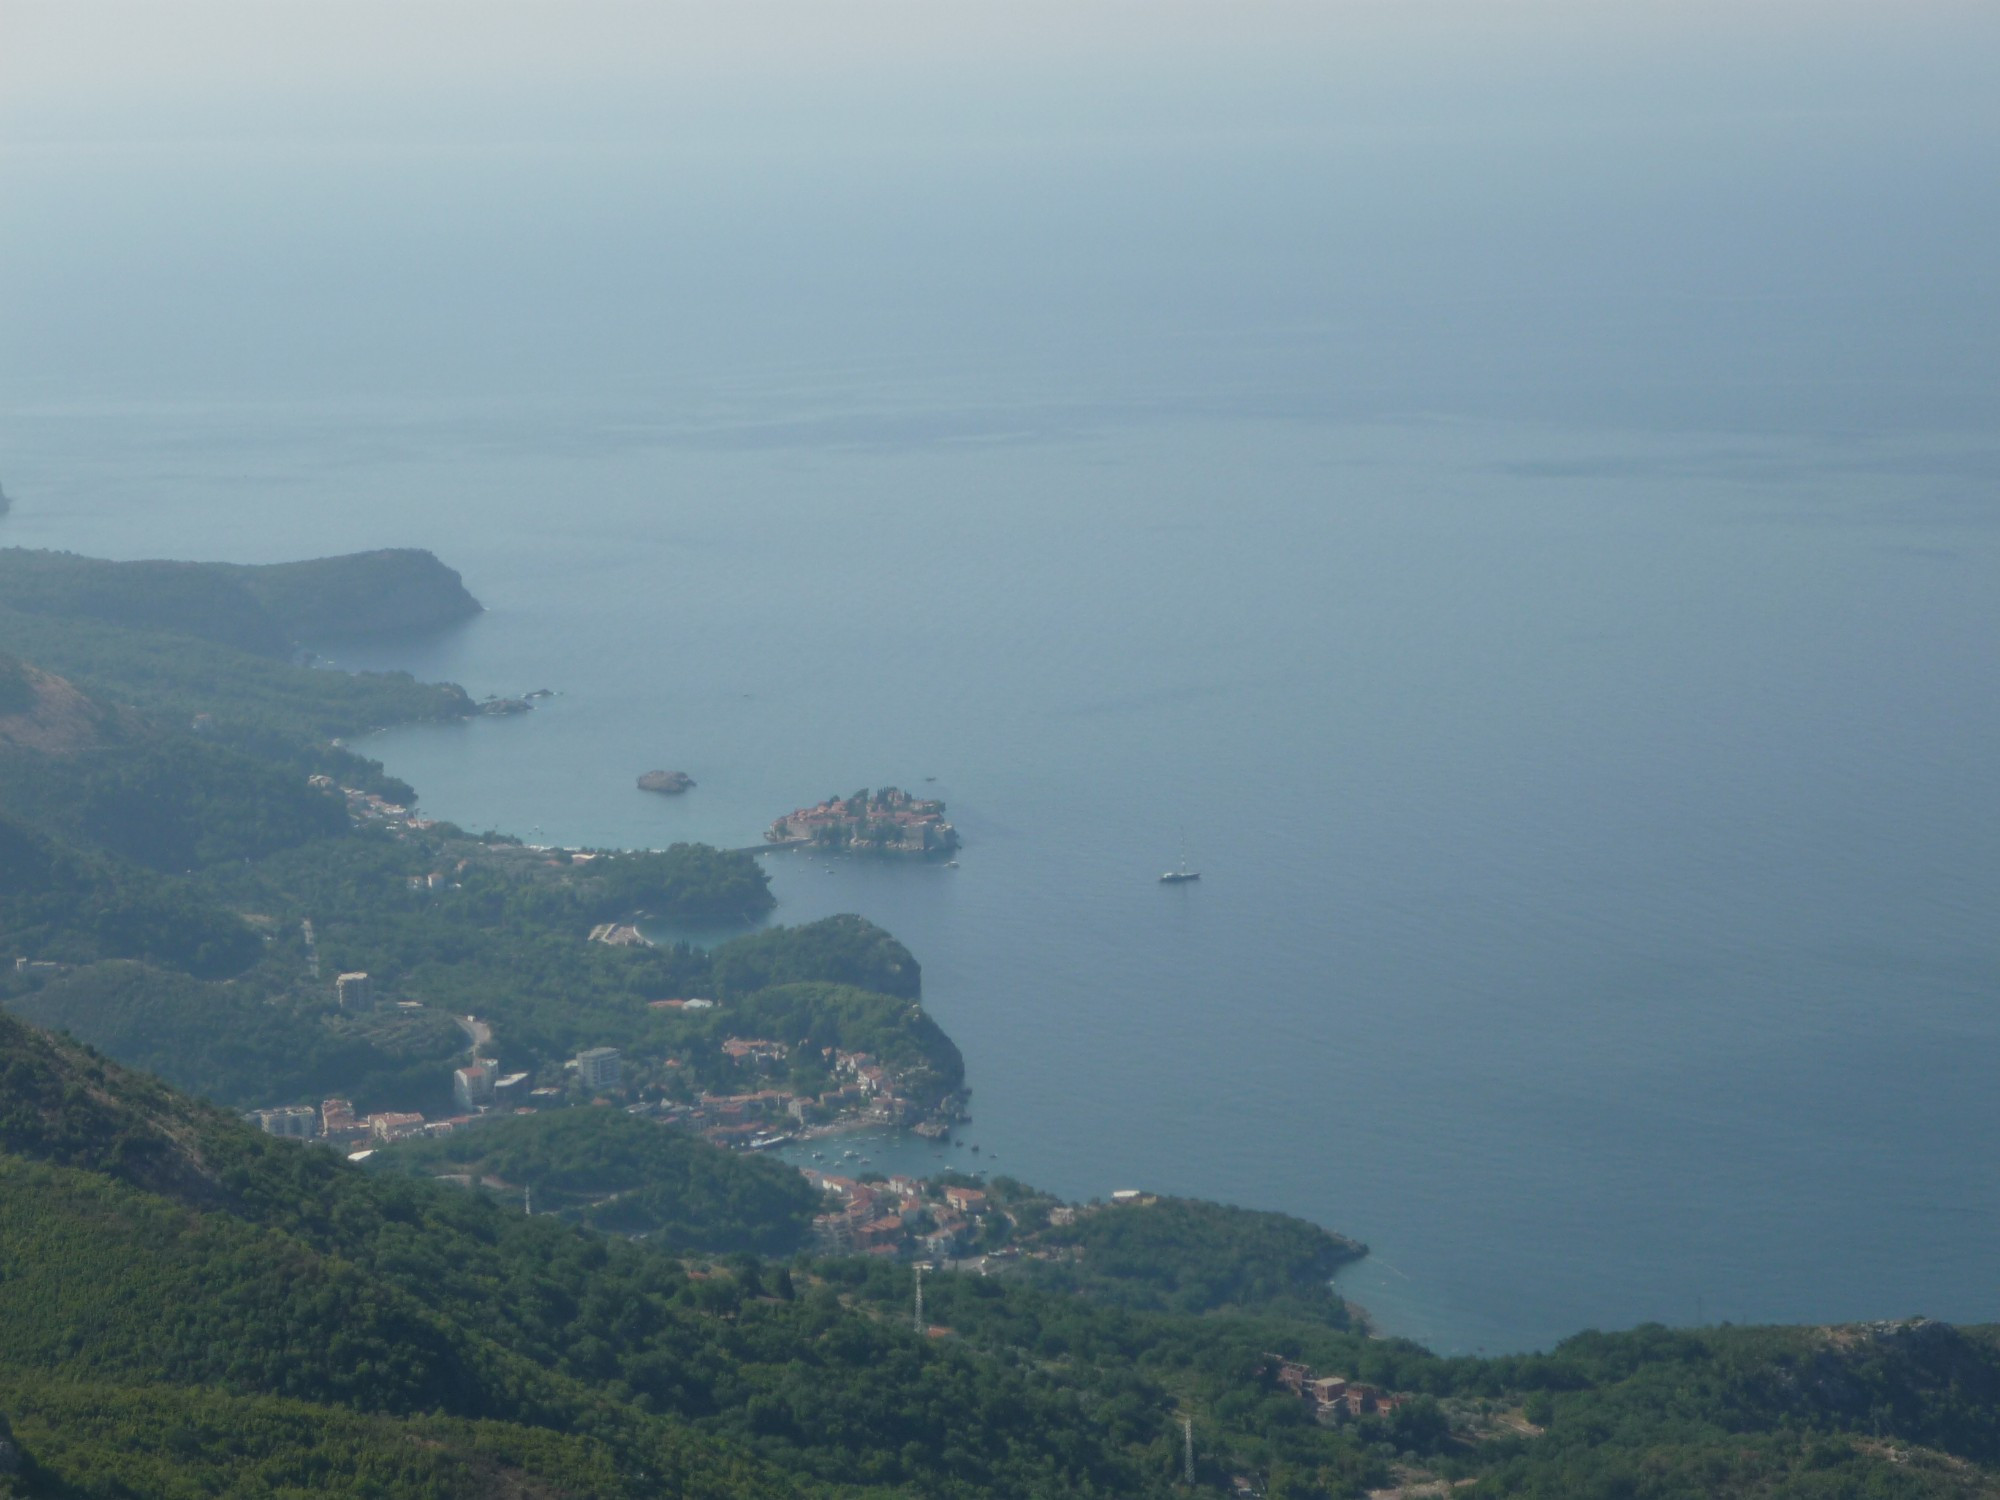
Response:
[10, 3, 1997, 149]
[5, 2, 1997, 426]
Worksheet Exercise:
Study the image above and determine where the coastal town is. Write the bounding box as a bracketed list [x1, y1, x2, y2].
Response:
[249, 1040, 1245, 1277]
[243, 969, 1002, 1261]
[805, 1171, 997, 1260]
[248, 953, 959, 1160]
[307, 772, 440, 830]
[228, 947, 1447, 1478]
[242, 776, 967, 1167]
[628, 1028, 959, 1148]
[766, 786, 960, 857]
[230, 769, 1033, 1279]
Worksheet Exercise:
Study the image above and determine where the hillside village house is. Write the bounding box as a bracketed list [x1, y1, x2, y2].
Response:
[1270, 1357, 1406, 1420]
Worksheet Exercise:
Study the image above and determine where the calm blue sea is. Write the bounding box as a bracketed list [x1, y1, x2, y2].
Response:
[3, 398, 1995, 1354]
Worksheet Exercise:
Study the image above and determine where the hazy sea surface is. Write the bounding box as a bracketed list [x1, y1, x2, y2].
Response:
[3, 398, 1995, 1354]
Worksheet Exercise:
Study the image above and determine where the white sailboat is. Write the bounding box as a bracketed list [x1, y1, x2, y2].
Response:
[1159, 834, 1200, 884]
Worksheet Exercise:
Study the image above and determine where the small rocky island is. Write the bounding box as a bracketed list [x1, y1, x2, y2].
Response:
[767, 787, 959, 857]
[638, 769, 695, 794]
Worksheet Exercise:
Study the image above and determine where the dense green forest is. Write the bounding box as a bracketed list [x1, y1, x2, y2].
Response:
[587, 843, 778, 921]
[0, 812, 262, 977]
[3, 819, 938, 1109]
[185, 829, 926, 1080]
[4, 1008, 2000, 1498]
[0, 733, 347, 872]
[0, 1378, 637, 1500]
[722, 980, 961, 1088]
[0, 549, 296, 656]
[994, 1187, 1367, 1323]
[0, 546, 480, 656]
[709, 912, 921, 999]
[220, 548, 484, 640]
[0, 577, 474, 779]
[5, 961, 464, 1111]
[0, 633, 920, 1097]
[0, 653, 32, 715]
[372, 1107, 823, 1255]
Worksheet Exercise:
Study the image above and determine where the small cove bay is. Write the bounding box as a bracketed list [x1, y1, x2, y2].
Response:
[7, 406, 1998, 1354]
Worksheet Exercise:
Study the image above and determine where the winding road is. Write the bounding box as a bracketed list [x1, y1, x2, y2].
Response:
[456, 1015, 492, 1059]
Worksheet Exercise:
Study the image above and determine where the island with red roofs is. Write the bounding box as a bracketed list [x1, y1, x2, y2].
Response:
[765, 786, 960, 858]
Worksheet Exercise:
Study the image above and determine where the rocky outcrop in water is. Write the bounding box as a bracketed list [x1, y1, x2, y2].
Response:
[638, 769, 695, 794]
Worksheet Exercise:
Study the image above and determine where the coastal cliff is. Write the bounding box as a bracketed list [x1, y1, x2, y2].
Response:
[0, 548, 483, 752]
[0, 547, 482, 656]
[228, 549, 483, 641]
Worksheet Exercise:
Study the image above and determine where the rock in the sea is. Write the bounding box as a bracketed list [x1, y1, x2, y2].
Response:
[479, 697, 533, 716]
[638, 769, 695, 794]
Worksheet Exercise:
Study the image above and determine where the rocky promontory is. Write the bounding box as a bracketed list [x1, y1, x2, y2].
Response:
[230, 549, 484, 640]
[638, 769, 695, 794]
[0, 546, 482, 658]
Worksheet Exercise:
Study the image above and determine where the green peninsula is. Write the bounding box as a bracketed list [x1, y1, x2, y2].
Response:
[0, 545, 481, 655]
